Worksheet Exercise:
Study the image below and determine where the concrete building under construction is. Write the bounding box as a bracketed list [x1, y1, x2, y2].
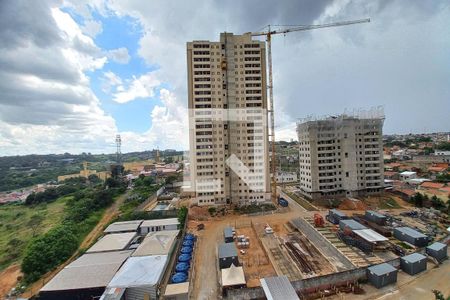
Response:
[187, 33, 271, 206]
[297, 109, 384, 200]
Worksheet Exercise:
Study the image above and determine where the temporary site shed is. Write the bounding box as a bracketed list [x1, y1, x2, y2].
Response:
[366, 263, 398, 289]
[87, 232, 136, 253]
[224, 227, 234, 243]
[400, 253, 427, 275]
[218, 243, 239, 269]
[393, 227, 428, 247]
[365, 211, 387, 225]
[426, 242, 448, 262]
[39, 250, 132, 300]
[260, 275, 299, 300]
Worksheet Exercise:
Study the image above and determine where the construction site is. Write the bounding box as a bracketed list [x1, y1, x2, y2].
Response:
[185, 188, 449, 299]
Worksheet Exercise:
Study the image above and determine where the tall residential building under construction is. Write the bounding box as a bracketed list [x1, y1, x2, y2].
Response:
[297, 110, 385, 200]
[187, 33, 271, 206]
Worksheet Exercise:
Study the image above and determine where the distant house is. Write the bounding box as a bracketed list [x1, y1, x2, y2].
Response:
[419, 182, 445, 190]
[384, 171, 399, 180]
[400, 171, 417, 181]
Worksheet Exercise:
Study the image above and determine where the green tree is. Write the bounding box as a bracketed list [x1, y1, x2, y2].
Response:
[177, 206, 188, 229]
[27, 214, 45, 237]
[22, 225, 78, 283]
[414, 193, 423, 208]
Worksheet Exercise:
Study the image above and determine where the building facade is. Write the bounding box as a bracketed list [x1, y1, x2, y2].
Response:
[187, 33, 271, 206]
[297, 112, 384, 199]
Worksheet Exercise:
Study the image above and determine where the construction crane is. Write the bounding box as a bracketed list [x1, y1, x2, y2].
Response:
[248, 18, 370, 202]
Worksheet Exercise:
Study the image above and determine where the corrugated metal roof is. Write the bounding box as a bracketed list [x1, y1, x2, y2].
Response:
[104, 220, 143, 233]
[141, 218, 179, 227]
[401, 252, 426, 263]
[87, 232, 136, 253]
[224, 227, 233, 238]
[353, 229, 388, 242]
[340, 219, 367, 231]
[132, 230, 178, 256]
[41, 251, 132, 291]
[260, 276, 299, 300]
[107, 255, 168, 288]
[395, 227, 427, 239]
[427, 242, 446, 251]
[366, 210, 386, 219]
[218, 243, 237, 258]
[367, 263, 397, 276]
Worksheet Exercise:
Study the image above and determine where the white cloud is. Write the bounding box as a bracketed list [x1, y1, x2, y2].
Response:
[112, 73, 161, 103]
[82, 19, 103, 37]
[107, 47, 130, 64]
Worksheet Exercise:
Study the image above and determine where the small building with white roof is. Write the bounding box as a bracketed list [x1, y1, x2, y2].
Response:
[140, 218, 180, 234]
[104, 220, 143, 234]
[132, 230, 179, 257]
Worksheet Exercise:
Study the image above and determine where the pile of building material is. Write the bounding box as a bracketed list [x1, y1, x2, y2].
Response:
[236, 235, 250, 249]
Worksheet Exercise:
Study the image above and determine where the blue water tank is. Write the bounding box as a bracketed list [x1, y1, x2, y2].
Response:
[181, 246, 193, 254]
[184, 234, 195, 241]
[171, 272, 187, 283]
[178, 253, 191, 262]
[183, 240, 194, 247]
[175, 262, 190, 273]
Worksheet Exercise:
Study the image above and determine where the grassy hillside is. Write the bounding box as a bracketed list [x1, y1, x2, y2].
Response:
[0, 197, 69, 271]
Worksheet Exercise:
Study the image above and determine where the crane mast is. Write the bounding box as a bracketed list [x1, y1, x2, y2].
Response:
[249, 18, 370, 202]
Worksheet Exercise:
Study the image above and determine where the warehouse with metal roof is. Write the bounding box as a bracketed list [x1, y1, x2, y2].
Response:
[104, 220, 143, 234]
[365, 210, 387, 225]
[260, 275, 299, 300]
[339, 219, 367, 231]
[131, 230, 179, 257]
[87, 232, 136, 253]
[101, 255, 169, 300]
[39, 250, 133, 300]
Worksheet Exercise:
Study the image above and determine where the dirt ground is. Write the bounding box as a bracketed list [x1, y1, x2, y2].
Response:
[0, 264, 21, 299]
[188, 198, 310, 300]
[235, 226, 276, 287]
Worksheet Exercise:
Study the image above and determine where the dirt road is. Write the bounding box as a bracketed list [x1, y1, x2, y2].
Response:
[19, 192, 128, 298]
[0, 264, 21, 299]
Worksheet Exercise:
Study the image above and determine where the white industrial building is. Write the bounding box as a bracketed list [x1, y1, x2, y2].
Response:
[140, 218, 180, 234]
[275, 171, 298, 184]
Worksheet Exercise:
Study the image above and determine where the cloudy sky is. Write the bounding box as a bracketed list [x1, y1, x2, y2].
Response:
[0, 0, 449, 156]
